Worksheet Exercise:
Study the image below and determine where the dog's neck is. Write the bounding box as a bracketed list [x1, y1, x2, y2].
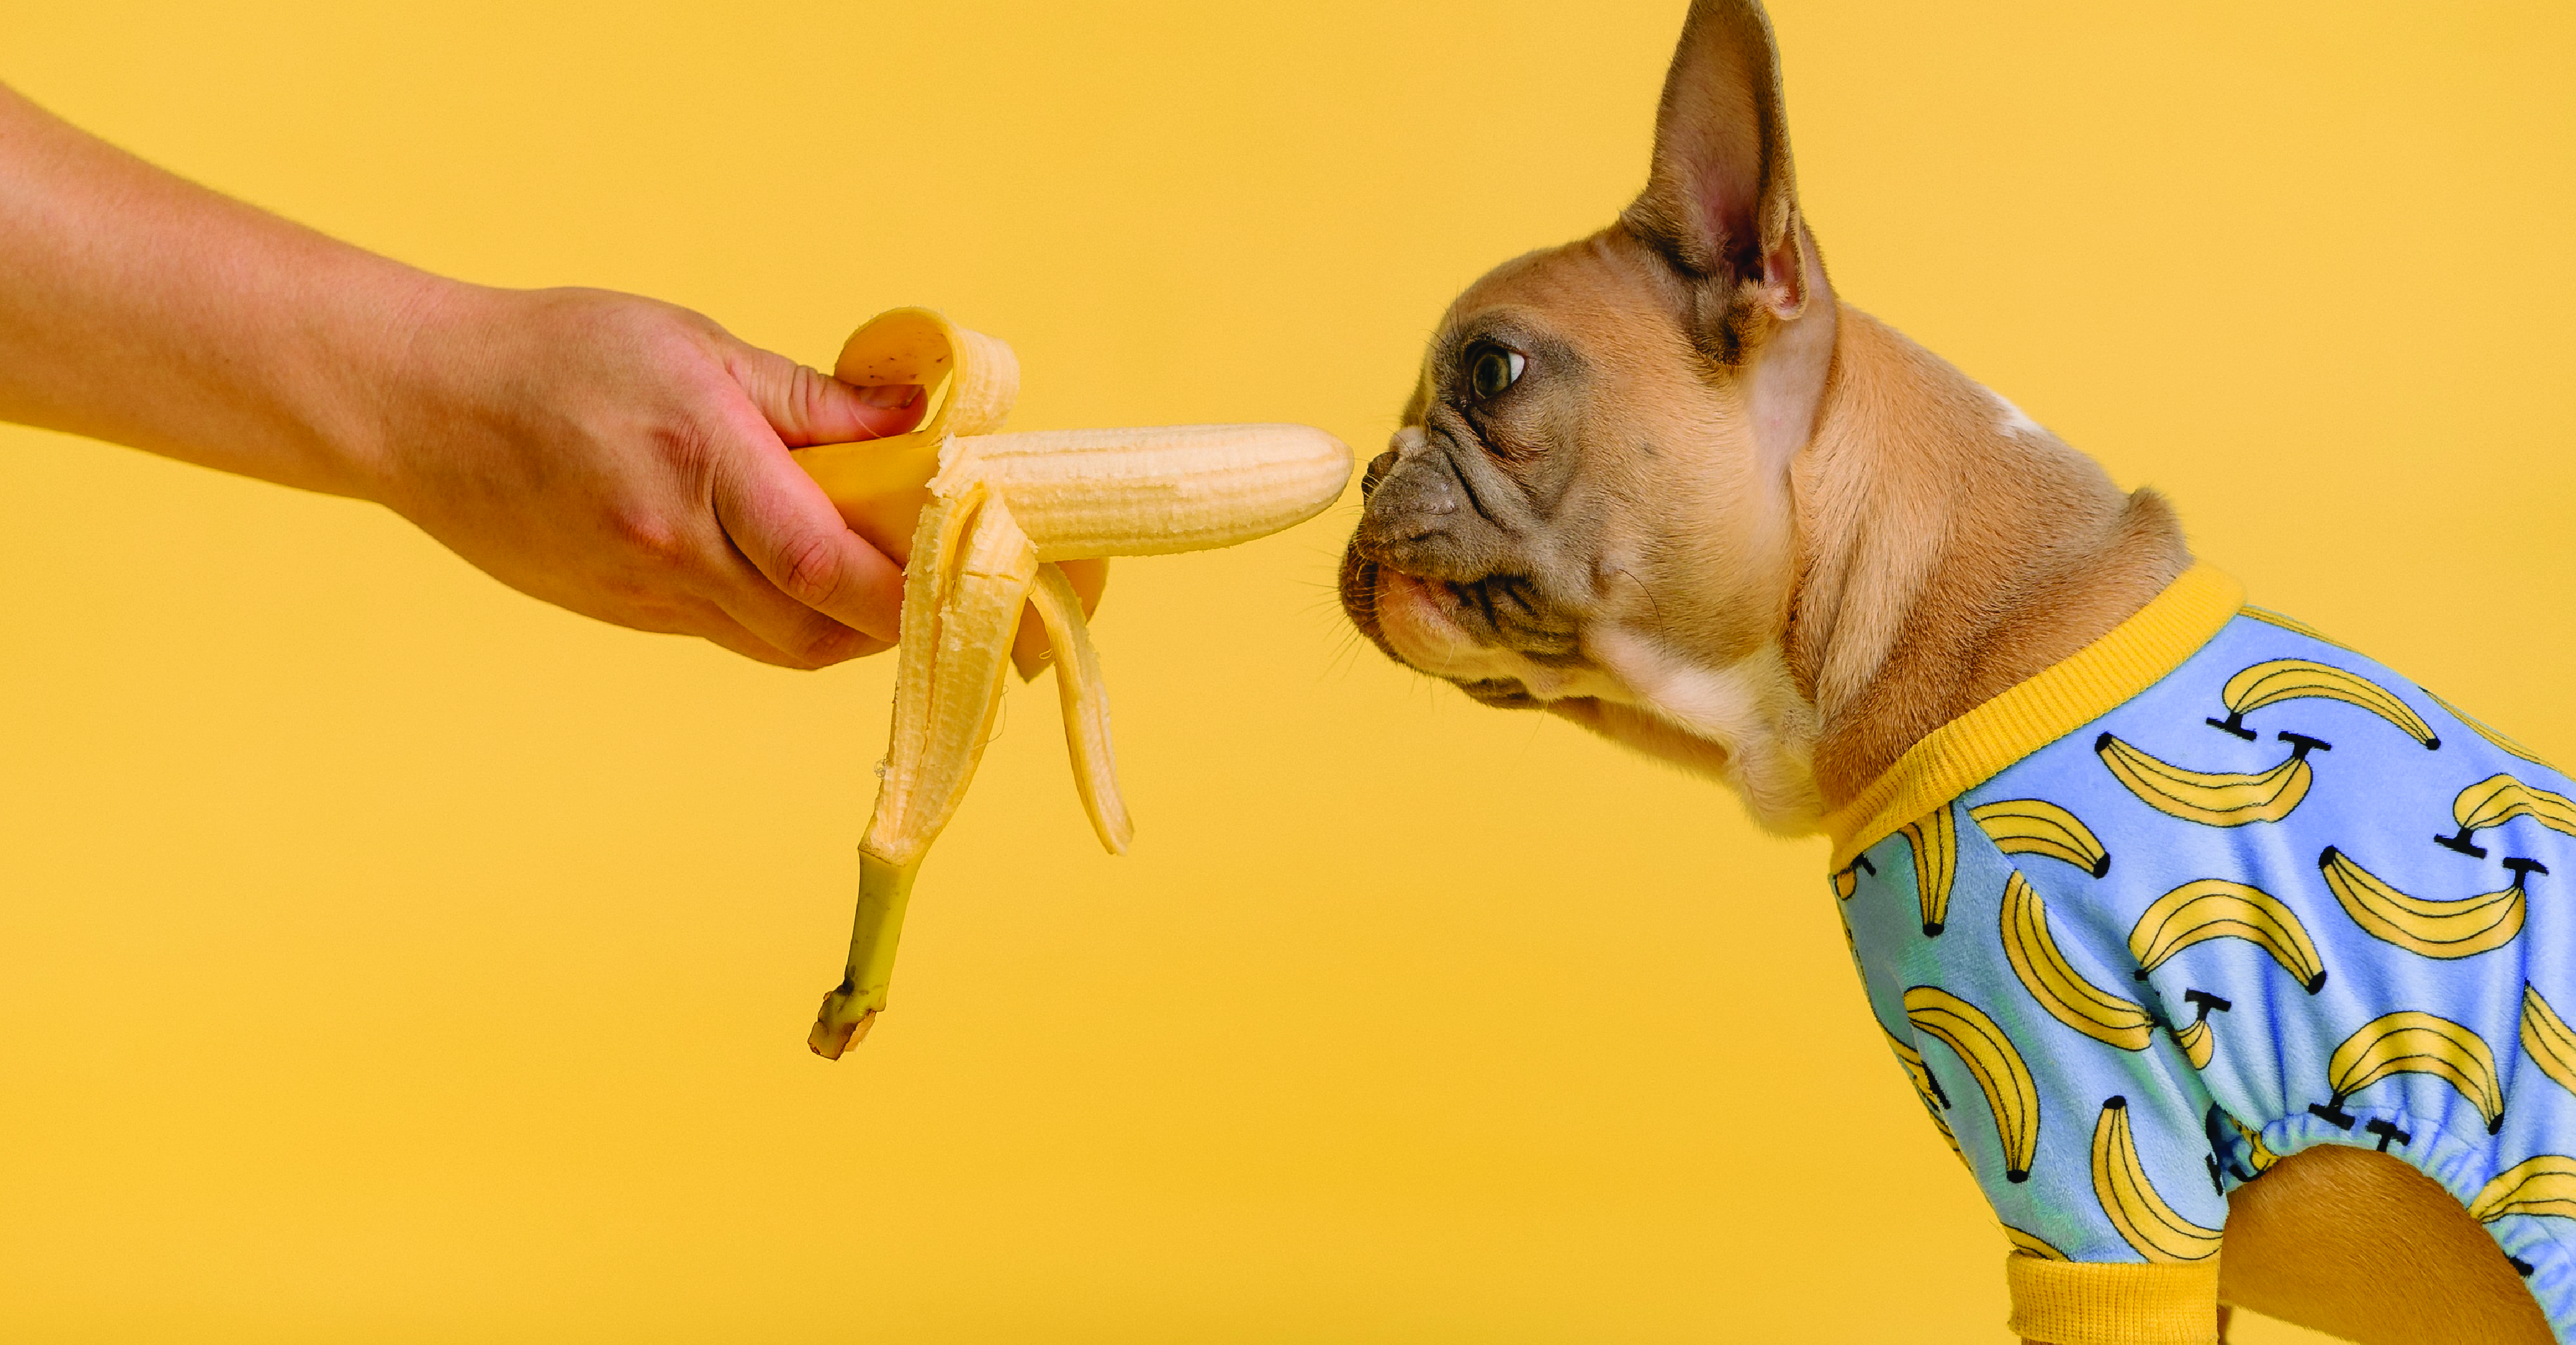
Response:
[1778, 304, 2192, 813]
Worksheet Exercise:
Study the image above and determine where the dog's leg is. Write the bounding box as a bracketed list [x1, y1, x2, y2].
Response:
[2219, 1146, 2552, 1344]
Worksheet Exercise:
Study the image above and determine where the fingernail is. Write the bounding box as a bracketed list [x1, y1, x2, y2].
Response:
[857, 384, 922, 408]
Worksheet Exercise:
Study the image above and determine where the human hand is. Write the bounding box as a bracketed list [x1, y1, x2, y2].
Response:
[372, 284, 923, 668]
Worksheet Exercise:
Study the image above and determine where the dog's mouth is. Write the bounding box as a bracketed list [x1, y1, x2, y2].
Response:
[1337, 547, 1576, 708]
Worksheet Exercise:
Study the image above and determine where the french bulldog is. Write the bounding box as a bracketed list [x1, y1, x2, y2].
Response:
[1337, 4, 2557, 1343]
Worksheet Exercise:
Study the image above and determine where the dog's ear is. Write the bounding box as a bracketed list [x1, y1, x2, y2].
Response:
[1623, 0, 1809, 357]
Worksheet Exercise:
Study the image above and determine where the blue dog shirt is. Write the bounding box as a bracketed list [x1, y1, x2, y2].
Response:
[1829, 565, 2576, 1340]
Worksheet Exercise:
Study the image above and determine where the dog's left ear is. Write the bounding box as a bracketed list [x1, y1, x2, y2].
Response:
[1623, 0, 1812, 358]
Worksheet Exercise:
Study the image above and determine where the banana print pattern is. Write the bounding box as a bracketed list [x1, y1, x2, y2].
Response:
[2317, 845, 2538, 960]
[1831, 601, 2576, 1331]
[2438, 773, 2576, 858]
[2471, 1156, 2576, 1224]
[2096, 731, 2326, 827]
[2315, 1011, 2505, 1135]
[2127, 879, 2328, 992]
[2001, 873, 2156, 1051]
[2521, 984, 2576, 1100]
[2427, 690, 2553, 768]
[1970, 798, 2112, 876]
[1904, 986, 2041, 1182]
[2092, 1096, 2223, 1261]
[2207, 659, 2441, 748]
[1899, 806, 1957, 936]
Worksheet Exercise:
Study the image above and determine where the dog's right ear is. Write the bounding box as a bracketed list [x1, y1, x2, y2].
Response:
[1622, 0, 1809, 362]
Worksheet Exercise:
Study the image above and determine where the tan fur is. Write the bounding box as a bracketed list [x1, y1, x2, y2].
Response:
[1341, 2, 2557, 1338]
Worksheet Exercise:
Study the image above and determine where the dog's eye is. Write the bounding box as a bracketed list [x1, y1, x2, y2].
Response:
[1466, 344, 1524, 400]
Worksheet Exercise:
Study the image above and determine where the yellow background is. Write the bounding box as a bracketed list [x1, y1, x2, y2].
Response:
[4, 2, 2570, 1341]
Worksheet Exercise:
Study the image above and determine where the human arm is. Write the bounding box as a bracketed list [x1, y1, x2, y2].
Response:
[0, 81, 919, 667]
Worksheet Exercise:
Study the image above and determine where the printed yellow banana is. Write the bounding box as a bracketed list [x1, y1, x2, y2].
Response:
[1883, 1022, 1967, 1167]
[2426, 690, 2552, 768]
[1905, 986, 2040, 1181]
[2521, 983, 2576, 1099]
[2207, 1104, 2279, 1180]
[2000, 872, 2156, 1051]
[2096, 731, 2325, 827]
[2092, 1096, 2222, 1261]
[1899, 806, 1957, 936]
[2469, 1155, 2576, 1224]
[2320, 1010, 2505, 1135]
[2317, 846, 2535, 961]
[1970, 798, 2111, 876]
[2127, 879, 2327, 992]
[2173, 1018, 2213, 1070]
[2002, 1224, 2068, 1261]
[795, 310, 1353, 1056]
[2207, 659, 2439, 747]
[2437, 774, 2576, 858]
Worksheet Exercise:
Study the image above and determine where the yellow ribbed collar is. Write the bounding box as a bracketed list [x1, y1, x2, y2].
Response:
[1821, 564, 2245, 873]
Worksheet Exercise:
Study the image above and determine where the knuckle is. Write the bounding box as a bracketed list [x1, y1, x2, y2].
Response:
[608, 508, 692, 567]
[773, 532, 848, 607]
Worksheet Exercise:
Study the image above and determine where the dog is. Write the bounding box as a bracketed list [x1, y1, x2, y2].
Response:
[1336, 4, 2565, 1343]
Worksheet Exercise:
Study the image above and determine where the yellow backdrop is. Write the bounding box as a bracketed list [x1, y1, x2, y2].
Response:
[4, 3, 2569, 1341]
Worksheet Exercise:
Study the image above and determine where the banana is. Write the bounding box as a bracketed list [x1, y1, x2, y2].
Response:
[2127, 879, 2328, 993]
[2319, 1010, 2505, 1135]
[1999, 871, 2156, 1051]
[2206, 659, 2439, 748]
[2096, 731, 2326, 827]
[2091, 1096, 2223, 1261]
[2317, 847, 2536, 961]
[1883, 1022, 1967, 1167]
[2436, 774, 2576, 858]
[795, 311, 1352, 1056]
[1899, 806, 1957, 935]
[2207, 1104, 2279, 1181]
[1970, 798, 2111, 876]
[1905, 986, 2041, 1182]
[2469, 1155, 2576, 1224]
[2002, 1223, 2068, 1261]
[2425, 690, 2553, 768]
[2520, 983, 2576, 1099]
[2174, 1018, 2213, 1070]
[1832, 853, 1874, 901]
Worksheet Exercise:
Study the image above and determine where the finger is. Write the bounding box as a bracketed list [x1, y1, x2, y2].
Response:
[665, 597, 825, 670]
[706, 414, 907, 646]
[701, 548, 884, 669]
[729, 344, 925, 446]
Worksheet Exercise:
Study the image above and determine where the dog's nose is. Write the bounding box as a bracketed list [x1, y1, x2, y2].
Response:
[1353, 448, 1462, 564]
[1360, 450, 1396, 500]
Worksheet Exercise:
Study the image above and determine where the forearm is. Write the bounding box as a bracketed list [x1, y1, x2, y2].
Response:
[0, 81, 433, 499]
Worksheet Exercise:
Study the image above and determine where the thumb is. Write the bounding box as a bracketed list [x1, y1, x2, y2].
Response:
[728, 345, 925, 448]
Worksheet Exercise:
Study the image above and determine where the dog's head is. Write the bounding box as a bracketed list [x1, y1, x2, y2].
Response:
[1338, 0, 1837, 814]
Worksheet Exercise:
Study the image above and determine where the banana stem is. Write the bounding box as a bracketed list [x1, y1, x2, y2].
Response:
[808, 852, 920, 1059]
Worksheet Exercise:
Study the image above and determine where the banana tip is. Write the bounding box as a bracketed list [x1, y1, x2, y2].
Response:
[808, 1007, 876, 1059]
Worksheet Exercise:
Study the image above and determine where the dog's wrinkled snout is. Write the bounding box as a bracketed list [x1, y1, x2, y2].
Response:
[1353, 433, 1463, 570]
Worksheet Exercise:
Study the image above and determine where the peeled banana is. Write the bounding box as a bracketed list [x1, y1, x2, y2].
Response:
[2317, 846, 2536, 961]
[2521, 983, 2576, 1099]
[2321, 1010, 2505, 1135]
[2091, 1095, 2223, 1262]
[2207, 659, 2439, 748]
[792, 310, 1353, 1056]
[2127, 879, 2327, 993]
[2438, 773, 2576, 858]
[1970, 798, 2111, 877]
[2469, 1155, 2576, 1224]
[1999, 872, 2156, 1051]
[1905, 986, 2040, 1182]
[2096, 731, 2326, 828]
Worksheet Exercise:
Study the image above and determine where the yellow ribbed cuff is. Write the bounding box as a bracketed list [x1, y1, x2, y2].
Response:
[1823, 564, 2244, 872]
[2004, 1252, 2222, 1345]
